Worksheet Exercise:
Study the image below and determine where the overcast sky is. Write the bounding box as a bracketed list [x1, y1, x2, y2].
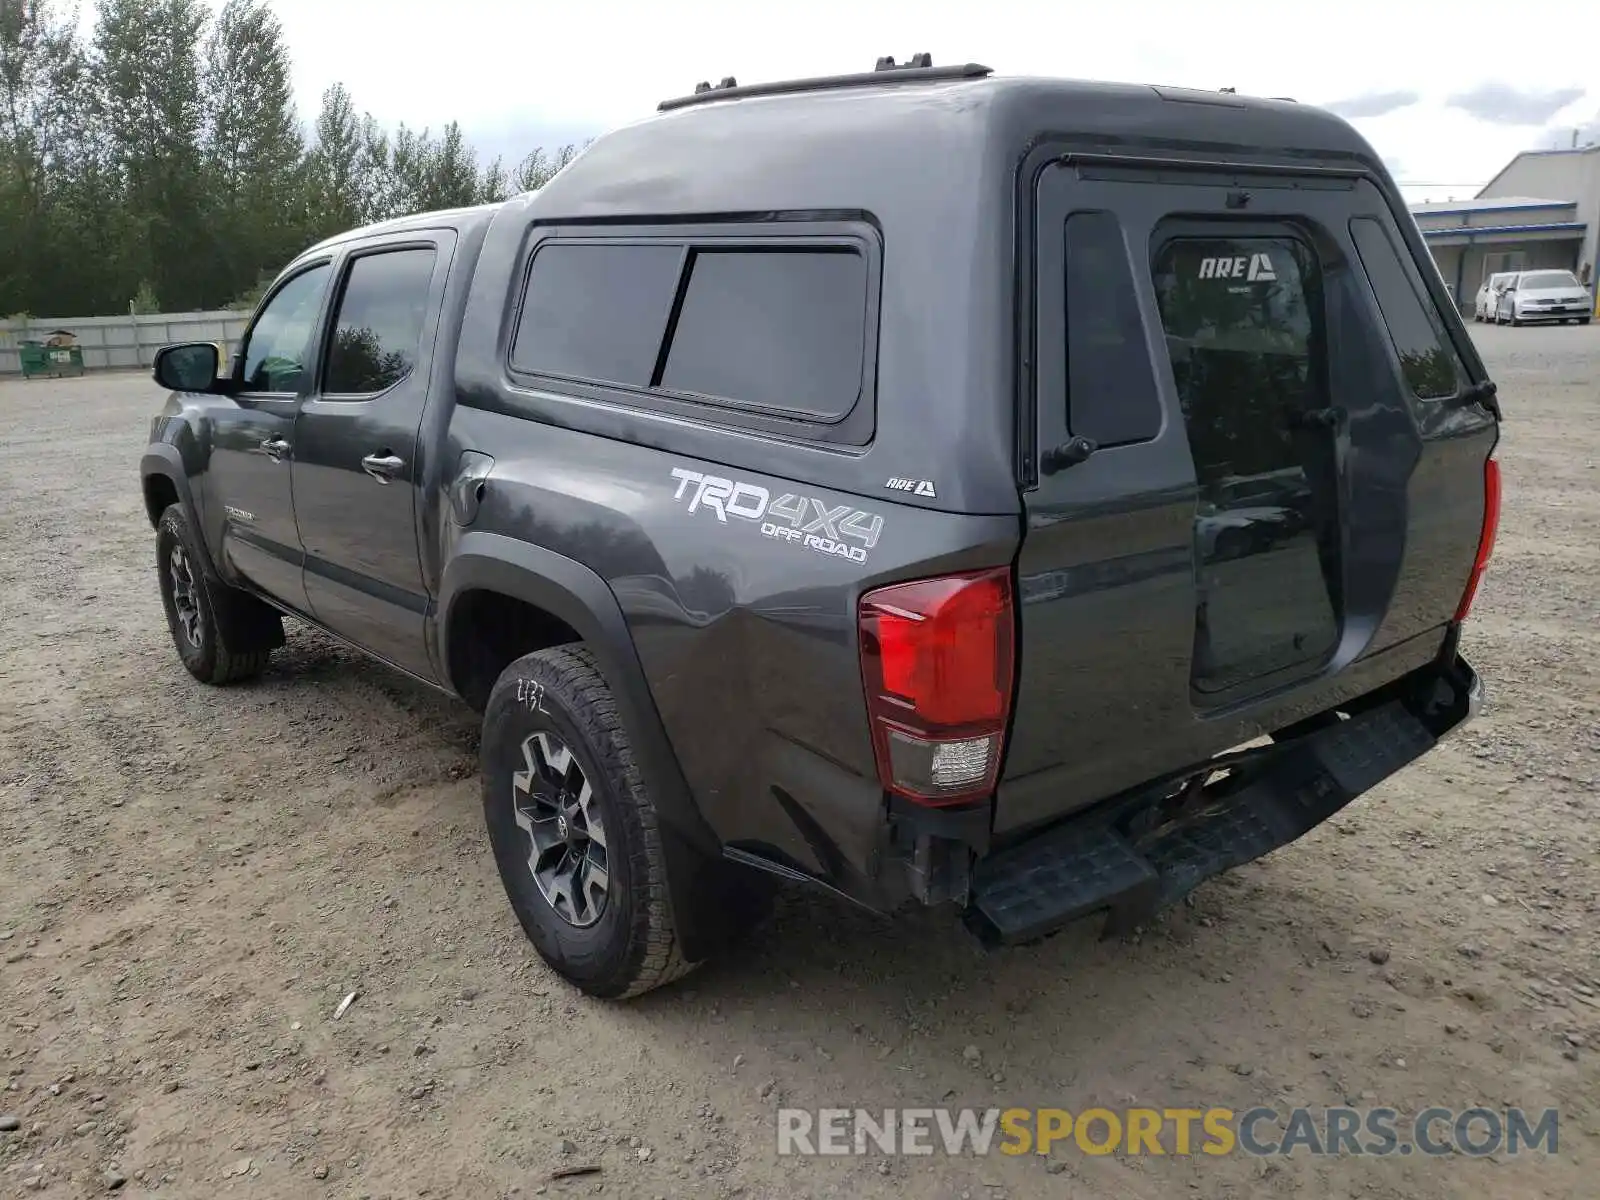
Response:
[251, 0, 1598, 202]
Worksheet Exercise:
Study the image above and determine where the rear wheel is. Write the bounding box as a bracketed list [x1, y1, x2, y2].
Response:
[481, 646, 696, 998]
[156, 504, 283, 684]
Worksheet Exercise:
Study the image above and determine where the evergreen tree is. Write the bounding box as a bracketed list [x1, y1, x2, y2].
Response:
[92, 0, 210, 308]
[201, 0, 301, 304]
[0, 1, 603, 315]
[302, 82, 364, 240]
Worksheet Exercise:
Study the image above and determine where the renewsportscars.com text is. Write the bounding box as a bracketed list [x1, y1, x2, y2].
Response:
[776, 1106, 1559, 1158]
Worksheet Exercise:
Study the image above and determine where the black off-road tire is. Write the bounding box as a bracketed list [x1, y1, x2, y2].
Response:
[481, 645, 696, 999]
[156, 503, 283, 684]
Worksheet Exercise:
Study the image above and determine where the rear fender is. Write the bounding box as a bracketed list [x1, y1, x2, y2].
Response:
[437, 533, 732, 962]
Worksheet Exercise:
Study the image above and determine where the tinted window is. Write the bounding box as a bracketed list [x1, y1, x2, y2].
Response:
[1349, 217, 1464, 400]
[1152, 233, 1340, 690]
[511, 243, 680, 385]
[660, 248, 866, 420]
[1064, 211, 1162, 446]
[324, 248, 437, 395]
[1151, 235, 1322, 480]
[242, 264, 329, 393]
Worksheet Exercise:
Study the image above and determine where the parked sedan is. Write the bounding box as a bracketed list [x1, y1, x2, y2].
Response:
[1493, 269, 1593, 326]
[1473, 272, 1517, 322]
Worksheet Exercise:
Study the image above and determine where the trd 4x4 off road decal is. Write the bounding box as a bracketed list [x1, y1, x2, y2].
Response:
[669, 468, 884, 564]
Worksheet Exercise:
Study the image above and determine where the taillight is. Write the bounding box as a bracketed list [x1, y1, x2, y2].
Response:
[1455, 456, 1501, 622]
[858, 567, 1015, 805]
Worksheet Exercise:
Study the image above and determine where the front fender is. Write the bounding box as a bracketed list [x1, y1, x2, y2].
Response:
[140, 446, 218, 577]
[438, 533, 734, 962]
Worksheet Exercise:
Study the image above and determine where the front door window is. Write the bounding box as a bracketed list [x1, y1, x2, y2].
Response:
[240, 265, 330, 394]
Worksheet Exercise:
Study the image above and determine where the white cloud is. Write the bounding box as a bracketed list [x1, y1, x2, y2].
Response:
[228, 1, 1598, 192]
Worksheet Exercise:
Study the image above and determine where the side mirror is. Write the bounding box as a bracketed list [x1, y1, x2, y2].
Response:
[153, 342, 223, 392]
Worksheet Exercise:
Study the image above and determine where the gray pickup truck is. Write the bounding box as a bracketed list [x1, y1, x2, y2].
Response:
[140, 58, 1499, 998]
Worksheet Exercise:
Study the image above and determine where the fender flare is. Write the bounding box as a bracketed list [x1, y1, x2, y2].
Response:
[140, 447, 219, 578]
[438, 533, 732, 962]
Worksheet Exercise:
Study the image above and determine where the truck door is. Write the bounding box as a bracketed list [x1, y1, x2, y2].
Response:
[206, 261, 332, 613]
[291, 232, 452, 680]
[998, 159, 1488, 837]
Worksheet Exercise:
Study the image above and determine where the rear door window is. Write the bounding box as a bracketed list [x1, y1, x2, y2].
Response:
[1348, 217, 1465, 400]
[323, 247, 438, 396]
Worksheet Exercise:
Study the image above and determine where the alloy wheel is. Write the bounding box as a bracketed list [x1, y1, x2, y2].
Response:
[511, 731, 610, 927]
[168, 544, 203, 646]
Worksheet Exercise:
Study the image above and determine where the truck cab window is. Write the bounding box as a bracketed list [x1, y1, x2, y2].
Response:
[324, 248, 438, 396]
[241, 264, 330, 394]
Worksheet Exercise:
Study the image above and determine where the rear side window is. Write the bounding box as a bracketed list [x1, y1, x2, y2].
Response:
[508, 235, 874, 435]
[1063, 212, 1163, 446]
[661, 248, 866, 420]
[511, 243, 682, 385]
[1348, 217, 1464, 400]
[324, 247, 437, 396]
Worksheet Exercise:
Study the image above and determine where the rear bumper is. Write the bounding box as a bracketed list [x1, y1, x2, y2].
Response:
[963, 654, 1482, 946]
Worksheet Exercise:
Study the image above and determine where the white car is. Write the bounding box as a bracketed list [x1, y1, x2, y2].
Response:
[1492, 269, 1593, 326]
[1473, 272, 1517, 322]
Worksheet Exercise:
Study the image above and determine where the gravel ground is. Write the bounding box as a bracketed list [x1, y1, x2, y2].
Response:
[0, 323, 1595, 1199]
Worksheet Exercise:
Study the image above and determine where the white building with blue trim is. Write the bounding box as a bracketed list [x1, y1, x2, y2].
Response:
[1410, 145, 1598, 313]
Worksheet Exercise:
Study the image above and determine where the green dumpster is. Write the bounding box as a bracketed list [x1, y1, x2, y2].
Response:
[19, 337, 86, 380]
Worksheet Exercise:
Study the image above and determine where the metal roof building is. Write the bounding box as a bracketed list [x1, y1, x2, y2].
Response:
[1410, 147, 1598, 312]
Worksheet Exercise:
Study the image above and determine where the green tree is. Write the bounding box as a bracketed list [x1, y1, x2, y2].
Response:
[92, 0, 210, 308]
[302, 82, 364, 240]
[422, 120, 478, 209]
[477, 155, 508, 204]
[201, 0, 301, 305]
[4, 0, 602, 315]
[511, 142, 582, 193]
[0, 0, 93, 312]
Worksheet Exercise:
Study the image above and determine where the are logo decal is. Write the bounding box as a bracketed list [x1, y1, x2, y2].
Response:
[1198, 253, 1277, 282]
[669, 468, 884, 564]
[885, 477, 937, 498]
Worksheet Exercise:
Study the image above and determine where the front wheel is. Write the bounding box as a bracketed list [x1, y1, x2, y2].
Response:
[156, 504, 283, 684]
[481, 646, 697, 998]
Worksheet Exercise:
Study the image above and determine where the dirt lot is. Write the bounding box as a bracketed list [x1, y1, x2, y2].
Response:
[1, 323, 1596, 1199]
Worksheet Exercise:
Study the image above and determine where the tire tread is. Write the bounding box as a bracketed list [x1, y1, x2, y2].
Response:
[487, 645, 695, 998]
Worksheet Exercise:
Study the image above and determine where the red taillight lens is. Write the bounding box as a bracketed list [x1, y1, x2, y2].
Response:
[1455, 456, 1501, 623]
[858, 567, 1015, 805]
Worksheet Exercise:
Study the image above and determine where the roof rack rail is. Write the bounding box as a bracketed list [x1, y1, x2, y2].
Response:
[659, 55, 993, 112]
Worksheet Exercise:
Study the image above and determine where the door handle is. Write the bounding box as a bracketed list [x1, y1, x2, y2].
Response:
[361, 452, 405, 483]
[260, 437, 290, 461]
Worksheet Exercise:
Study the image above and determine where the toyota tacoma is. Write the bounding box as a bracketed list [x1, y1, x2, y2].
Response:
[140, 57, 1500, 998]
